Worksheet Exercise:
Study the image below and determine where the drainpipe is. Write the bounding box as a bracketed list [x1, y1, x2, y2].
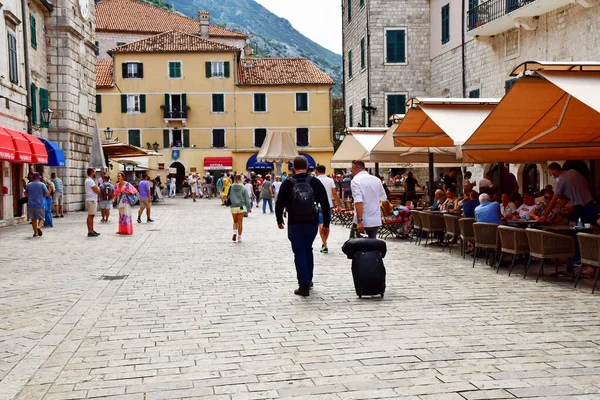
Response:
[366, 2, 371, 127]
[341, 1, 347, 128]
[461, 0, 467, 97]
[21, 0, 32, 134]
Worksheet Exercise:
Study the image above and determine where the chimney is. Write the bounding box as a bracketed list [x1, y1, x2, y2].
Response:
[198, 11, 210, 38]
[243, 41, 253, 59]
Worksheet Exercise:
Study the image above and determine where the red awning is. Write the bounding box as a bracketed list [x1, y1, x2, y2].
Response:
[0, 128, 16, 161]
[21, 133, 48, 164]
[204, 157, 233, 170]
[4, 128, 32, 163]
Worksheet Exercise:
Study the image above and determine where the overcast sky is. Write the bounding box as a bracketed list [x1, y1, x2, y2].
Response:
[254, 0, 342, 55]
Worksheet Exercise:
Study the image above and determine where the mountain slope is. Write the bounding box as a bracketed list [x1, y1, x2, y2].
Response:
[153, 0, 342, 96]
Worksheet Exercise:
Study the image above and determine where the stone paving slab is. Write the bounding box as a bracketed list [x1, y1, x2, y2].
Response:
[1, 198, 600, 399]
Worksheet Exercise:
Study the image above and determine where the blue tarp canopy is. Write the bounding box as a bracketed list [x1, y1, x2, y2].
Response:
[247, 153, 274, 170]
[288, 153, 316, 170]
[38, 137, 66, 167]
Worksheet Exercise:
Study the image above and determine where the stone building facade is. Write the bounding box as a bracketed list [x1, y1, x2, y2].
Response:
[342, 0, 431, 128]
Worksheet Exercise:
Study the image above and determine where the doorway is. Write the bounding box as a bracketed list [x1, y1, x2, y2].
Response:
[169, 162, 186, 193]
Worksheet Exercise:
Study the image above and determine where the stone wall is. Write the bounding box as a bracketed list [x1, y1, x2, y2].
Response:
[342, 0, 431, 128]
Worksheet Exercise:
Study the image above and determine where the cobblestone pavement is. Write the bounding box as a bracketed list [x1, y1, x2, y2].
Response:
[1, 198, 600, 400]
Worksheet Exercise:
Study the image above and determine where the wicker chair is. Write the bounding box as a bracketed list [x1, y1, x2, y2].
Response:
[442, 214, 461, 253]
[420, 213, 446, 247]
[410, 211, 423, 245]
[497, 225, 530, 276]
[525, 228, 575, 282]
[458, 218, 475, 259]
[575, 233, 600, 293]
[472, 223, 499, 268]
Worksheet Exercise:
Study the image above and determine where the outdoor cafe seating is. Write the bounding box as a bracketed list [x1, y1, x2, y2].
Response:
[497, 225, 530, 277]
[575, 233, 600, 293]
[525, 228, 576, 283]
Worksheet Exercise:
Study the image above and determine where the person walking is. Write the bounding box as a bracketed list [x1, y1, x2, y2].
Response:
[261, 175, 274, 213]
[99, 176, 115, 223]
[244, 178, 255, 208]
[315, 165, 342, 253]
[137, 174, 154, 223]
[204, 173, 213, 198]
[350, 160, 388, 239]
[169, 176, 177, 198]
[222, 173, 232, 204]
[41, 175, 55, 228]
[85, 168, 100, 237]
[114, 172, 137, 235]
[272, 176, 283, 201]
[51, 172, 64, 217]
[25, 172, 50, 237]
[228, 174, 251, 242]
[275, 156, 331, 297]
[189, 174, 198, 202]
[216, 174, 225, 204]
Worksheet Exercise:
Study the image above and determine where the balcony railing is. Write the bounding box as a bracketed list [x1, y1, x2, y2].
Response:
[467, 0, 536, 31]
[164, 108, 187, 119]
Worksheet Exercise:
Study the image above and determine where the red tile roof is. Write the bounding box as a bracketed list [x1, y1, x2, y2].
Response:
[96, 0, 246, 38]
[237, 58, 335, 86]
[96, 59, 113, 87]
[108, 31, 238, 54]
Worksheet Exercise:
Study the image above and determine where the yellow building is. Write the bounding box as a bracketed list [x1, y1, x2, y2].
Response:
[96, 30, 334, 183]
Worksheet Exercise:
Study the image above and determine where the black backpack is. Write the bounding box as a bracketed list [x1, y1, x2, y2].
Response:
[287, 177, 318, 222]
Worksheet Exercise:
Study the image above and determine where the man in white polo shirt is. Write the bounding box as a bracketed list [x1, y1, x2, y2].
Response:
[350, 160, 387, 239]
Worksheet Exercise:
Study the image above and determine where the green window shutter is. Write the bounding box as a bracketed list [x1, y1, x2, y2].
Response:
[163, 129, 170, 148]
[95, 94, 102, 113]
[205, 61, 212, 78]
[224, 61, 230, 78]
[212, 94, 224, 112]
[140, 94, 146, 113]
[386, 30, 406, 63]
[387, 94, 406, 126]
[122, 63, 128, 78]
[360, 98, 366, 127]
[181, 93, 187, 114]
[138, 63, 144, 78]
[360, 38, 365, 69]
[39, 88, 49, 127]
[164, 93, 170, 110]
[169, 62, 174, 78]
[183, 129, 190, 148]
[30, 14, 37, 50]
[128, 130, 141, 147]
[121, 94, 127, 113]
[348, 0, 352, 23]
[469, 89, 480, 98]
[360, 0, 364, 7]
[348, 105, 353, 127]
[348, 50, 353, 78]
[8, 34, 18, 84]
[441, 4, 450, 44]
[31, 83, 37, 125]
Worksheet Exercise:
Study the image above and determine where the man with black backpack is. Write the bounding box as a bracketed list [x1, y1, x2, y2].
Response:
[99, 176, 115, 223]
[275, 156, 331, 297]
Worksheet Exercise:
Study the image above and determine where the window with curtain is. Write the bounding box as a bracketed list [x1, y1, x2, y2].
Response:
[385, 29, 406, 63]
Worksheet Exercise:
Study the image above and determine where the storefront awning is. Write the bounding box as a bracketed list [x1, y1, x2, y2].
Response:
[247, 153, 274, 170]
[38, 138, 66, 167]
[288, 153, 316, 170]
[0, 127, 16, 161]
[23, 134, 48, 164]
[331, 132, 385, 164]
[102, 142, 160, 159]
[462, 62, 600, 163]
[204, 157, 232, 170]
[4, 129, 33, 163]
[393, 98, 499, 147]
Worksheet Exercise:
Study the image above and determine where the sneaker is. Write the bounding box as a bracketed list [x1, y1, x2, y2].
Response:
[137, 218, 142, 223]
[232, 233, 237, 242]
[321, 247, 328, 254]
[237, 236, 242, 243]
[147, 218, 154, 222]
[294, 286, 310, 297]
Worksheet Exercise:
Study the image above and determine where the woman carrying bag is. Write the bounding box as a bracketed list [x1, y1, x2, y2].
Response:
[114, 172, 138, 235]
[228, 174, 251, 243]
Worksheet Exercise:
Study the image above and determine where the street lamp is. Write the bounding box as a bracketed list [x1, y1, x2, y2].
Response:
[152, 142, 160, 152]
[389, 114, 402, 124]
[335, 127, 349, 142]
[41, 108, 53, 126]
[104, 127, 113, 141]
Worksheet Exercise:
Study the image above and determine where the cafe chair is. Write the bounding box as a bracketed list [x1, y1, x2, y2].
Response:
[420, 213, 446, 247]
[472, 223, 499, 268]
[497, 225, 530, 276]
[410, 211, 423, 245]
[575, 233, 600, 293]
[379, 201, 408, 239]
[525, 228, 575, 282]
[442, 214, 461, 253]
[458, 218, 475, 259]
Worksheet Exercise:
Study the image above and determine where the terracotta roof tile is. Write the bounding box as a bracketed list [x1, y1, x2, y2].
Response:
[108, 31, 238, 54]
[237, 58, 335, 86]
[96, 0, 246, 38]
[96, 59, 113, 87]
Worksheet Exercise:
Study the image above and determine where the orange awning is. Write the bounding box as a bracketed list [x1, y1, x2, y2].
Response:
[462, 62, 600, 163]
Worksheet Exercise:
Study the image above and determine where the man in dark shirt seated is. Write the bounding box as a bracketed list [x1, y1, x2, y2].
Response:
[462, 191, 480, 218]
[276, 156, 331, 297]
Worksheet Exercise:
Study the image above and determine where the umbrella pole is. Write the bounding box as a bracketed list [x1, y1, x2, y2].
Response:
[428, 152, 434, 204]
[276, 161, 282, 176]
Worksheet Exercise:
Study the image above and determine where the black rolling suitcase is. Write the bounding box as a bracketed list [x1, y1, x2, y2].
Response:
[342, 238, 387, 298]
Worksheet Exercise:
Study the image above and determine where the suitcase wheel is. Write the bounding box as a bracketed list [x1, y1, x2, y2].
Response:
[380, 293, 384, 298]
